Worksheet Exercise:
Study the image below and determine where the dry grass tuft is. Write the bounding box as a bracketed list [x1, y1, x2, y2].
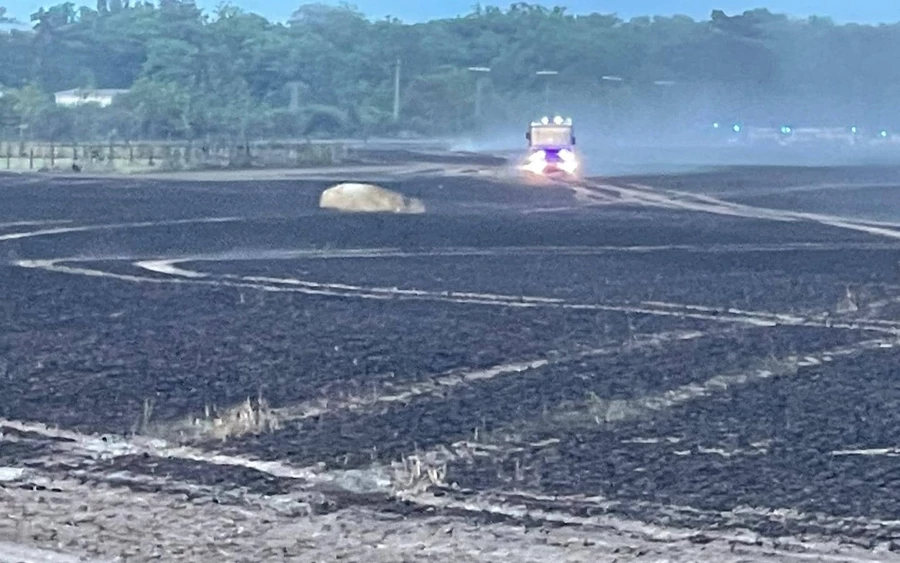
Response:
[391, 454, 447, 494]
[142, 395, 283, 443]
[585, 392, 632, 425]
[761, 353, 800, 377]
[199, 396, 283, 442]
[836, 285, 860, 314]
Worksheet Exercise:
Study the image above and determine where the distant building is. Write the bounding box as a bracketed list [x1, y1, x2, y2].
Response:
[54, 88, 129, 108]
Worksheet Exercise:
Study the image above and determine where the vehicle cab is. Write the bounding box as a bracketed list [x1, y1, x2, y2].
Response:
[524, 116, 579, 176]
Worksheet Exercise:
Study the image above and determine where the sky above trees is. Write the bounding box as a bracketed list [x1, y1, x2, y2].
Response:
[2, 0, 898, 24]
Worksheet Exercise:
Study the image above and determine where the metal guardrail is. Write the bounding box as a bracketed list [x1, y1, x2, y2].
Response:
[0, 139, 350, 172]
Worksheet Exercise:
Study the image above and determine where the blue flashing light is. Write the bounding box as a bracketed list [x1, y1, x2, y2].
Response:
[881, 130, 888, 138]
[780, 126, 792, 135]
[732, 124, 741, 133]
[850, 126, 858, 134]
[712, 122, 720, 129]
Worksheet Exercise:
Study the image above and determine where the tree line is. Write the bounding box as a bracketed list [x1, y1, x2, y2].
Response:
[0, 1, 898, 142]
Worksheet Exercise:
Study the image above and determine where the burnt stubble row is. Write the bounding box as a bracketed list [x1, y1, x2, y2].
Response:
[1, 167, 899, 543]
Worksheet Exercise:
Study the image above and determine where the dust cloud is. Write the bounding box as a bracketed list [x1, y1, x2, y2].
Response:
[448, 84, 900, 178]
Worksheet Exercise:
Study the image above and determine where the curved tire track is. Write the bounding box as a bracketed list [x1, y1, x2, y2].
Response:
[4, 176, 900, 556]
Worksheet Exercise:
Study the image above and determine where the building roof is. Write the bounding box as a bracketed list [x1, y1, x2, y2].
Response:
[54, 88, 130, 97]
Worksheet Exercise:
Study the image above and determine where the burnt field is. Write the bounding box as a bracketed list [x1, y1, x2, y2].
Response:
[2, 164, 900, 559]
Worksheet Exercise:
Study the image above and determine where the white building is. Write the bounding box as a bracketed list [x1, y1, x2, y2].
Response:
[54, 88, 129, 107]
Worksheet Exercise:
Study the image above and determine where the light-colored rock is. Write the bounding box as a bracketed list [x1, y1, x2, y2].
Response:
[0, 466, 27, 481]
[319, 182, 425, 214]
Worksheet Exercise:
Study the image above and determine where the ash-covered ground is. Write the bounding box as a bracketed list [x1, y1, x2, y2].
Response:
[1, 160, 900, 562]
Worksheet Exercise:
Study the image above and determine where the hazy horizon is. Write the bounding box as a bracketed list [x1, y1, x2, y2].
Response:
[2, 0, 898, 25]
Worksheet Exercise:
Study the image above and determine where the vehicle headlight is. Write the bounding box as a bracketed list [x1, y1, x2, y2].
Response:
[528, 150, 546, 162]
[558, 149, 576, 162]
[525, 160, 546, 174]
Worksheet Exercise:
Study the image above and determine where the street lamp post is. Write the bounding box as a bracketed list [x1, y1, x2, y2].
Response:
[536, 70, 558, 109]
[286, 80, 306, 112]
[600, 75, 625, 126]
[467, 67, 491, 119]
[392, 58, 401, 122]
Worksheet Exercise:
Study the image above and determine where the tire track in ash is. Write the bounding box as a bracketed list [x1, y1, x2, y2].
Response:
[3, 192, 898, 508]
[5, 216, 898, 390]
[0, 216, 243, 242]
[132, 254, 900, 333]
[3, 339, 900, 558]
[4, 213, 899, 331]
[16, 252, 900, 333]
[385, 337, 900, 538]
[0, 330, 716, 483]
[567, 178, 900, 324]
[149, 328, 715, 443]
[0, 219, 73, 229]
[3, 216, 900, 551]
[13, 249, 900, 334]
[0, 220, 732, 489]
[714, 180, 900, 199]
[10, 237, 900, 390]
[576, 178, 900, 241]
[393, 338, 897, 464]
[6, 205, 895, 331]
[4, 338, 894, 489]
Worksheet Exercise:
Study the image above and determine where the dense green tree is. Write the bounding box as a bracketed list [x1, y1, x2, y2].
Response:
[0, 2, 897, 141]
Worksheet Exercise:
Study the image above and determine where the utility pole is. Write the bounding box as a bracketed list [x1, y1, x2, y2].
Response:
[601, 76, 625, 126]
[467, 67, 491, 119]
[287, 81, 302, 112]
[475, 78, 484, 118]
[393, 58, 401, 122]
[536, 70, 558, 110]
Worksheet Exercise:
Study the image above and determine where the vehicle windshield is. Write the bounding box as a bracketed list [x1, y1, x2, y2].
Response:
[530, 125, 572, 146]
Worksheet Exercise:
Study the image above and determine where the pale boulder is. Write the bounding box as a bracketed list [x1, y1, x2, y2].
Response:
[319, 182, 425, 214]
